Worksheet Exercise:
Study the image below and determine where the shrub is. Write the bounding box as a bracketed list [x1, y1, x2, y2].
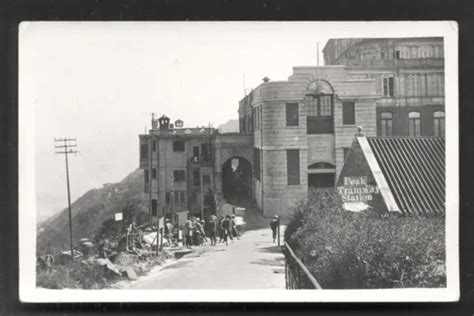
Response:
[36, 260, 124, 289]
[285, 189, 446, 289]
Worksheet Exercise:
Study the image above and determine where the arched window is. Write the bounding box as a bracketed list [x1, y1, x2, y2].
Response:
[305, 80, 334, 134]
[308, 162, 335, 188]
[433, 111, 445, 137]
[380, 112, 393, 136]
[408, 111, 421, 136]
[308, 162, 336, 169]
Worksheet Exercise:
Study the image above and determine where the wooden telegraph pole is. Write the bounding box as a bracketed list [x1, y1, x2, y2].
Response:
[54, 138, 79, 261]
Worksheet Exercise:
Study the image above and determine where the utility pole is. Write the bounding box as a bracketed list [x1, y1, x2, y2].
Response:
[317, 42, 320, 66]
[171, 176, 175, 224]
[54, 138, 79, 262]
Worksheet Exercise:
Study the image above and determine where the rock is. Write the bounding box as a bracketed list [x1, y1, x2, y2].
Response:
[125, 267, 138, 280]
[114, 253, 139, 266]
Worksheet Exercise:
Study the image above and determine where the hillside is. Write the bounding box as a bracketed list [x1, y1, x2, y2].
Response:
[36, 169, 148, 255]
[218, 119, 239, 134]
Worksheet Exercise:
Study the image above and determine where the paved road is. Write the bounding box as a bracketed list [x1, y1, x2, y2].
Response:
[126, 225, 286, 289]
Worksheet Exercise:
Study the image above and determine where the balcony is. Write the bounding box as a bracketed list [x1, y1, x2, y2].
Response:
[188, 155, 213, 167]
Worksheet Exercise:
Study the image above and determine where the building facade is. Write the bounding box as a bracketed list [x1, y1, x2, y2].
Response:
[323, 37, 445, 137]
[239, 66, 378, 216]
[139, 115, 254, 221]
[139, 116, 217, 221]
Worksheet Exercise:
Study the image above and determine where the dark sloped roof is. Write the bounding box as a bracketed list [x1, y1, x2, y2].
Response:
[366, 137, 445, 216]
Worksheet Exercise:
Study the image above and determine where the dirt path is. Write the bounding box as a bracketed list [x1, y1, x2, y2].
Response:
[126, 225, 286, 289]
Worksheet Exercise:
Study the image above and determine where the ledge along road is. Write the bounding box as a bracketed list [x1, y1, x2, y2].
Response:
[127, 208, 286, 289]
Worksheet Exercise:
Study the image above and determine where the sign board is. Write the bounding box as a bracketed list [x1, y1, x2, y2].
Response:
[176, 211, 189, 226]
[114, 212, 123, 221]
[337, 177, 380, 212]
[158, 216, 165, 229]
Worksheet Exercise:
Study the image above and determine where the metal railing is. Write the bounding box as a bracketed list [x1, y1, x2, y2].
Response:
[283, 241, 322, 289]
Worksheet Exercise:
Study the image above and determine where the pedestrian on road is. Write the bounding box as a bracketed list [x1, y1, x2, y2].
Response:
[208, 215, 218, 246]
[270, 215, 279, 243]
[193, 219, 207, 245]
[218, 215, 225, 243]
[221, 215, 232, 246]
[165, 219, 174, 247]
[230, 215, 240, 240]
[183, 218, 193, 248]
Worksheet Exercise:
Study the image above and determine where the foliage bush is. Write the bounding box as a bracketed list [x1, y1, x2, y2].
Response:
[285, 189, 446, 289]
[36, 260, 124, 289]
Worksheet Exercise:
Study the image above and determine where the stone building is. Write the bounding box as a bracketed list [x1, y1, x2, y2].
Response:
[139, 115, 253, 221]
[239, 66, 378, 216]
[323, 37, 445, 137]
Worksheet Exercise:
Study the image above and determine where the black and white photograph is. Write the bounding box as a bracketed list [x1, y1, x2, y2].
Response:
[18, 21, 459, 302]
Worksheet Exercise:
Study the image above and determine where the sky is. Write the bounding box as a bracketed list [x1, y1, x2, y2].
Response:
[20, 22, 330, 220]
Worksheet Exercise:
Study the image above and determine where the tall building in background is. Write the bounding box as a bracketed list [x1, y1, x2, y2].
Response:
[323, 37, 445, 137]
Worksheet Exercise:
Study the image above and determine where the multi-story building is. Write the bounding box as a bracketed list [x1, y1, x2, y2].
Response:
[239, 65, 379, 216]
[139, 115, 254, 221]
[323, 37, 445, 137]
[139, 115, 217, 221]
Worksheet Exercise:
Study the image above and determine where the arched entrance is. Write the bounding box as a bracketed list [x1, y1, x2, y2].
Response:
[308, 162, 336, 188]
[222, 156, 252, 202]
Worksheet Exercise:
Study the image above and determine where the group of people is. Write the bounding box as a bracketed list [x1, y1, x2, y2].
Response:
[167, 214, 241, 249]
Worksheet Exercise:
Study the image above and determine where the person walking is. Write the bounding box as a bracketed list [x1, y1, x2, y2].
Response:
[218, 216, 225, 243]
[270, 215, 279, 243]
[230, 215, 240, 240]
[183, 218, 193, 248]
[221, 215, 232, 246]
[165, 219, 174, 247]
[208, 215, 218, 246]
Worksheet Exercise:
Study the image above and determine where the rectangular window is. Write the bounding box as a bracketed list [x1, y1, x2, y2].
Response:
[144, 169, 149, 184]
[174, 192, 179, 204]
[253, 148, 261, 181]
[286, 103, 299, 126]
[166, 192, 170, 204]
[151, 199, 158, 216]
[193, 146, 199, 157]
[173, 170, 186, 181]
[287, 149, 300, 185]
[409, 112, 422, 136]
[201, 143, 211, 162]
[193, 170, 200, 186]
[140, 143, 149, 160]
[380, 112, 393, 136]
[180, 191, 186, 204]
[203, 175, 211, 185]
[342, 102, 356, 125]
[152, 168, 157, 180]
[173, 140, 185, 152]
[380, 51, 385, 60]
[152, 140, 157, 152]
[383, 77, 394, 97]
[395, 50, 400, 59]
[343, 148, 350, 161]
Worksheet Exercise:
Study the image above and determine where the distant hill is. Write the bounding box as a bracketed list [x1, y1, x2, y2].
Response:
[36, 169, 148, 255]
[218, 119, 239, 134]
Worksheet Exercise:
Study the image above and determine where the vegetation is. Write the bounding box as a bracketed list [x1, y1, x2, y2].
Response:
[285, 189, 446, 289]
[36, 253, 172, 289]
[37, 169, 148, 256]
